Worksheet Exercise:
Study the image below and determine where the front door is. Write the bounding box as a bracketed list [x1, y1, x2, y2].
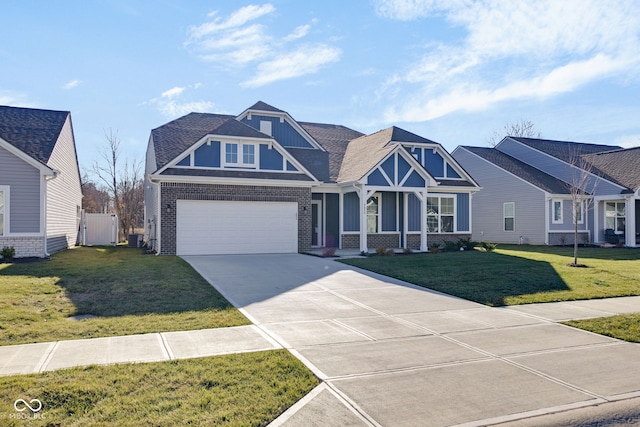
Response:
[311, 200, 322, 247]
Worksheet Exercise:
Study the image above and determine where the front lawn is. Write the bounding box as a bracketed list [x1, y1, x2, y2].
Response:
[0, 246, 249, 346]
[564, 313, 640, 343]
[340, 245, 640, 306]
[0, 350, 319, 426]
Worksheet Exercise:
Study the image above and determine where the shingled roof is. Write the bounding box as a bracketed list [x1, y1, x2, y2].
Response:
[151, 112, 271, 171]
[582, 147, 640, 192]
[337, 127, 399, 183]
[246, 101, 285, 113]
[462, 146, 572, 194]
[0, 105, 69, 165]
[510, 137, 619, 162]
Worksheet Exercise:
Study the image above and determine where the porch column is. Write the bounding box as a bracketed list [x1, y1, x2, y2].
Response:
[359, 186, 368, 253]
[413, 190, 428, 252]
[593, 198, 600, 244]
[626, 196, 636, 247]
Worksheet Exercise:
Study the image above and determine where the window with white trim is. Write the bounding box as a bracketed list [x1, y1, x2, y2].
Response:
[366, 194, 380, 233]
[0, 187, 7, 236]
[426, 196, 455, 233]
[552, 200, 563, 224]
[225, 143, 238, 164]
[573, 201, 584, 224]
[242, 144, 255, 165]
[504, 202, 515, 232]
[605, 201, 625, 233]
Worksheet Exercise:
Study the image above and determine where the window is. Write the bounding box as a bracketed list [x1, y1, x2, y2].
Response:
[225, 143, 238, 164]
[573, 201, 584, 224]
[0, 187, 7, 236]
[426, 196, 455, 233]
[504, 202, 515, 232]
[366, 195, 380, 233]
[242, 144, 255, 165]
[552, 200, 563, 224]
[259, 120, 272, 136]
[605, 201, 625, 233]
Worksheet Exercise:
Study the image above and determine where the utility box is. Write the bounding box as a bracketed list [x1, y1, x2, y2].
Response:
[128, 234, 143, 248]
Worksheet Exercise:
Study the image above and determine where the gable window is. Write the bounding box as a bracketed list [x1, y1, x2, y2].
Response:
[427, 196, 455, 233]
[225, 143, 238, 164]
[0, 187, 8, 236]
[605, 201, 625, 233]
[259, 120, 272, 136]
[242, 144, 255, 165]
[366, 194, 380, 233]
[504, 202, 515, 232]
[552, 200, 563, 224]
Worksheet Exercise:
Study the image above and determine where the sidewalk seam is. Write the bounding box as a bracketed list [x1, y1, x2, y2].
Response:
[36, 341, 59, 373]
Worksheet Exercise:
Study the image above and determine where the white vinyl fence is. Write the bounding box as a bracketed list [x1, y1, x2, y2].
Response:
[81, 213, 118, 246]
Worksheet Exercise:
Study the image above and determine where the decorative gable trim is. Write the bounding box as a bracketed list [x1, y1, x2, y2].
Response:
[0, 137, 55, 175]
[236, 108, 325, 152]
[362, 145, 437, 189]
[152, 133, 320, 183]
[402, 142, 479, 187]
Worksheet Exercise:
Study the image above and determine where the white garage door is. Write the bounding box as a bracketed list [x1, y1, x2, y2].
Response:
[176, 200, 298, 255]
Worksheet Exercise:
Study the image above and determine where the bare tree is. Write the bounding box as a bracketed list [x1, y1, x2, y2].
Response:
[565, 150, 598, 267]
[488, 119, 541, 147]
[92, 129, 143, 241]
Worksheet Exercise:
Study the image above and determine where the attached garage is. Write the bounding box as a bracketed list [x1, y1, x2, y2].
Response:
[176, 200, 298, 255]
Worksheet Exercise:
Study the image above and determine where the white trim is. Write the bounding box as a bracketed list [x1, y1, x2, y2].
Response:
[552, 199, 563, 224]
[426, 194, 457, 234]
[0, 137, 55, 175]
[504, 202, 516, 232]
[0, 185, 9, 237]
[365, 192, 382, 234]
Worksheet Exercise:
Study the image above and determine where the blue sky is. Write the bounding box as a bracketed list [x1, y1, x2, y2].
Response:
[2, 0, 640, 177]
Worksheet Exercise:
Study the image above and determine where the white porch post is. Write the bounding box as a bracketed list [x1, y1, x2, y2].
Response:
[593, 197, 600, 244]
[626, 196, 636, 247]
[413, 190, 428, 252]
[359, 186, 368, 253]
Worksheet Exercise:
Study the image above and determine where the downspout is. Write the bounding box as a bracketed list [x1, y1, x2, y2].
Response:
[43, 171, 59, 257]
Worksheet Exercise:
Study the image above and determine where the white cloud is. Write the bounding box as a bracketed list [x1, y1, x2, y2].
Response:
[161, 86, 185, 98]
[187, 4, 275, 41]
[615, 134, 640, 149]
[147, 84, 213, 119]
[63, 79, 81, 90]
[241, 44, 341, 87]
[186, 5, 340, 86]
[374, 0, 640, 123]
[0, 90, 35, 107]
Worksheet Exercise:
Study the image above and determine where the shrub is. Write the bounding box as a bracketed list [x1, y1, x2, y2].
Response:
[321, 247, 337, 257]
[384, 249, 395, 256]
[443, 240, 460, 252]
[1, 246, 15, 262]
[458, 238, 478, 251]
[481, 242, 497, 252]
[429, 242, 441, 253]
[375, 246, 386, 256]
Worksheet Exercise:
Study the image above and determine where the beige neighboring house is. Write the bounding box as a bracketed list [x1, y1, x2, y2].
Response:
[0, 105, 82, 258]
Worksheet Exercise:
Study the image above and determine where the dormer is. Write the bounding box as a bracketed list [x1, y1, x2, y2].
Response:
[237, 101, 325, 151]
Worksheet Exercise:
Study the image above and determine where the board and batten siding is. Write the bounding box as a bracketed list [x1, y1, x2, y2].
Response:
[0, 145, 41, 233]
[497, 138, 624, 196]
[453, 147, 547, 244]
[45, 115, 82, 253]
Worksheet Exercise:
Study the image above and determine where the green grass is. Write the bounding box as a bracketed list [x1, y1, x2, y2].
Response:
[0, 350, 319, 426]
[564, 313, 640, 343]
[0, 246, 249, 346]
[340, 245, 640, 306]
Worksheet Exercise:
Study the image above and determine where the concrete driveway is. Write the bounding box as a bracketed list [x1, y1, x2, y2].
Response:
[183, 254, 640, 427]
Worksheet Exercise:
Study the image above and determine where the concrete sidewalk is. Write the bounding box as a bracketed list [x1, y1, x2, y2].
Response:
[0, 325, 281, 376]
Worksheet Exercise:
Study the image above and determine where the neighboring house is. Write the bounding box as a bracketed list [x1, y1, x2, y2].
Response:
[0, 106, 82, 257]
[144, 101, 479, 255]
[453, 137, 640, 247]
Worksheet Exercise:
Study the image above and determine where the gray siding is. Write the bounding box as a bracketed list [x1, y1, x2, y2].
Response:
[407, 193, 421, 232]
[497, 138, 624, 196]
[453, 147, 547, 244]
[241, 115, 312, 148]
[548, 199, 589, 232]
[0, 145, 41, 233]
[46, 115, 82, 252]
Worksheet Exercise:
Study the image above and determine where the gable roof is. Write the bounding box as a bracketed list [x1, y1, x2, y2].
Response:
[462, 146, 571, 194]
[0, 105, 69, 165]
[246, 101, 285, 113]
[151, 112, 271, 171]
[338, 127, 399, 183]
[582, 147, 640, 192]
[388, 126, 438, 145]
[299, 121, 364, 183]
[509, 137, 620, 162]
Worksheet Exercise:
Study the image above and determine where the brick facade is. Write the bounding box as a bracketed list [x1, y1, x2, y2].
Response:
[548, 232, 590, 246]
[0, 236, 45, 258]
[160, 182, 311, 255]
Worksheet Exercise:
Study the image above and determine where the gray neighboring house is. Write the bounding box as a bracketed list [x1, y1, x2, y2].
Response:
[0, 106, 83, 257]
[144, 101, 480, 255]
[453, 137, 640, 247]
